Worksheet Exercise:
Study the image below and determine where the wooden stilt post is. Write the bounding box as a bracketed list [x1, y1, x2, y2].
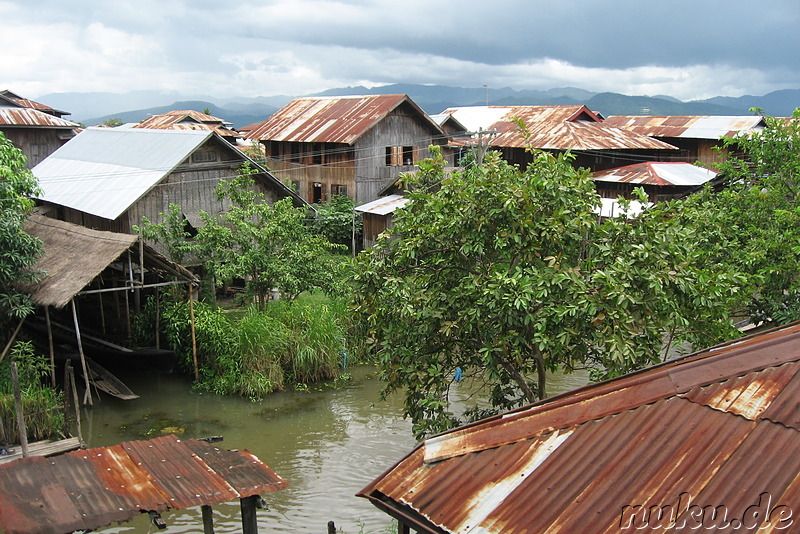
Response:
[201, 505, 215, 534]
[67, 363, 83, 445]
[398, 521, 410, 534]
[71, 300, 93, 406]
[240, 495, 258, 534]
[45, 307, 56, 387]
[98, 290, 106, 335]
[10, 362, 30, 458]
[188, 285, 198, 382]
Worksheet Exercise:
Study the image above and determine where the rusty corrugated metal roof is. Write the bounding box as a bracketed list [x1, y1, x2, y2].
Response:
[135, 110, 239, 137]
[0, 434, 287, 534]
[0, 106, 79, 128]
[359, 322, 800, 533]
[0, 90, 70, 117]
[246, 94, 443, 145]
[592, 161, 719, 186]
[443, 105, 677, 151]
[604, 115, 766, 140]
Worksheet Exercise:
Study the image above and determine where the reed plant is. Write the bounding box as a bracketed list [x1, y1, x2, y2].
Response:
[0, 341, 64, 443]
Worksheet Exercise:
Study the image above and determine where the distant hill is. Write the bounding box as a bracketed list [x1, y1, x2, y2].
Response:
[36, 85, 799, 129]
[81, 100, 279, 130]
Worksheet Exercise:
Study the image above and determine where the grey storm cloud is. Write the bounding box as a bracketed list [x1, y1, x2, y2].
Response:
[5, 0, 799, 99]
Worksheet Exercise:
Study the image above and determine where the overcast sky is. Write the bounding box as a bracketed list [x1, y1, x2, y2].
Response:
[3, 0, 798, 102]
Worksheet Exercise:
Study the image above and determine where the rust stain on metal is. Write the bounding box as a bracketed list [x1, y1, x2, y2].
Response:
[0, 435, 287, 534]
[444, 105, 677, 151]
[0, 107, 79, 128]
[359, 322, 800, 533]
[246, 94, 436, 145]
[135, 110, 240, 137]
[604, 115, 766, 140]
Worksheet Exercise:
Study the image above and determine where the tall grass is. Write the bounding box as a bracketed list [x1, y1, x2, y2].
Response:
[0, 341, 64, 443]
[156, 293, 353, 398]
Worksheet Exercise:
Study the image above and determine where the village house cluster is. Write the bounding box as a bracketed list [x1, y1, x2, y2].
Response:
[1, 88, 765, 251]
[1, 88, 788, 534]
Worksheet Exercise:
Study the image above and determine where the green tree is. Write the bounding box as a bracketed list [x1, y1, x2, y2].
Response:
[353, 147, 742, 437]
[311, 194, 362, 251]
[188, 164, 342, 307]
[0, 132, 42, 333]
[672, 109, 800, 325]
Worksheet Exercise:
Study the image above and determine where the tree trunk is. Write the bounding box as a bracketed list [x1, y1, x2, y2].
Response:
[501, 359, 537, 404]
[535, 350, 547, 400]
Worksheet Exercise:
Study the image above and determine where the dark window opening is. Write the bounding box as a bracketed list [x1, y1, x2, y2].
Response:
[402, 146, 413, 166]
[312, 182, 323, 203]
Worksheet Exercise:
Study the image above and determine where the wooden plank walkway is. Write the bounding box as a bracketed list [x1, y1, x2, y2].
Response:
[0, 437, 83, 465]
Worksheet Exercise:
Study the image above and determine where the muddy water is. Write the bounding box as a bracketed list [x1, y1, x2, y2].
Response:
[88, 366, 589, 533]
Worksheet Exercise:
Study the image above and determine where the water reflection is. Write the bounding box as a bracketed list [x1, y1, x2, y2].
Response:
[89, 365, 588, 533]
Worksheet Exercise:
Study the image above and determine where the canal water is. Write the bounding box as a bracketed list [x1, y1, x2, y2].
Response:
[87, 365, 589, 533]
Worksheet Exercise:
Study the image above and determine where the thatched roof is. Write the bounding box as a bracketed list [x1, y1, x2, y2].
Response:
[23, 215, 196, 309]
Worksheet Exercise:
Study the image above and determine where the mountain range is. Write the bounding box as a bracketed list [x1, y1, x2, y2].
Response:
[36, 85, 800, 130]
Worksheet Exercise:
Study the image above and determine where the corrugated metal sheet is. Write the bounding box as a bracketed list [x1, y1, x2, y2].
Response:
[443, 105, 676, 151]
[0, 106, 79, 128]
[136, 110, 239, 137]
[354, 194, 411, 215]
[246, 94, 442, 144]
[32, 127, 212, 220]
[0, 435, 287, 534]
[359, 322, 800, 533]
[0, 90, 69, 116]
[592, 162, 719, 186]
[604, 115, 766, 140]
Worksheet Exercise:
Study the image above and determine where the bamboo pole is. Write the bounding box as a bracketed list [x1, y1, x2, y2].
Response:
[188, 286, 198, 382]
[0, 316, 26, 363]
[45, 307, 56, 387]
[10, 362, 29, 458]
[71, 300, 93, 407]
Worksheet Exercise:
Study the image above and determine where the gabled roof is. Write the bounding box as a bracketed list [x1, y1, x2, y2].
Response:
[442, 105, 677, 151]
[0, 434, 287, 534]
[592, 161, 719, 187]
[0, 89, 70, 117]
[604, 115, 766, 140]
[32, 127, 304, 220]
[135, 109, 240, 137]
[246, 94, 444, 145]
[359, 322, 800, 533]
[0, 92, 79, 129]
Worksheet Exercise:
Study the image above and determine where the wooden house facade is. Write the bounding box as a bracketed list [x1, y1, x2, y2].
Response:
[246, 94, 448, 205]
[32, 128, 307, 244]
[604, 115, 766, 166]
[0, 90, 79, 168]
[440, 105, 678, 172]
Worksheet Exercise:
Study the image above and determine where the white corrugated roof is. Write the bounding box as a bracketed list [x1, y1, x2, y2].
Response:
[680, 116, 764, 139]
[354, 194, 410, 215]
[594, 198, 652, 218]
[442, 107, 511, 132]
[593, 162, 718, 187]
[33, 127, 212, 220]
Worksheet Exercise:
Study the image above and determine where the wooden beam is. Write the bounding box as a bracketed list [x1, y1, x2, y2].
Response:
[202, 505, 215, 534]
[0, 316, 26, 364]
[240, 495, 259, 534]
